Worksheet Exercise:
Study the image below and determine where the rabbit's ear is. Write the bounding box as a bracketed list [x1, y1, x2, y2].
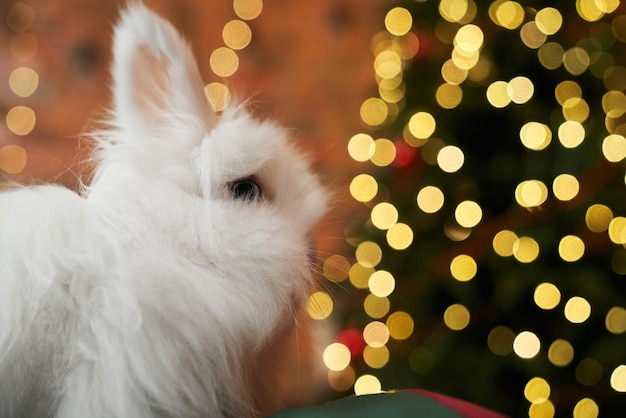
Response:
[111, 4, 214, 134]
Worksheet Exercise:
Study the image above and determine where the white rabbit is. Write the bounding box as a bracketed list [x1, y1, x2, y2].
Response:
[0, 3, 327, 418]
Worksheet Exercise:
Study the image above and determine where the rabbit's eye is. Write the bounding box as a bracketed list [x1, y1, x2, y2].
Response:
[229, 178, 263, 202]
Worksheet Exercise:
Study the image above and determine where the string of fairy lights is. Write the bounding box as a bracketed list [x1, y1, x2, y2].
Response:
[310, 1, 626, 417]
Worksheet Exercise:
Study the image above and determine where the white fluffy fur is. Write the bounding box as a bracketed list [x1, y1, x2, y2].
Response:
[0, 4, 327, 418]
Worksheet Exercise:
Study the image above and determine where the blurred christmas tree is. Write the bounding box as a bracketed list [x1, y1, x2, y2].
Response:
[315, 1, 626, 416]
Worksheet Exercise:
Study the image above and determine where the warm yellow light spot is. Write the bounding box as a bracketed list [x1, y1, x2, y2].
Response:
[563, 47, 590, 76]
[6, 105, 35, 136]
[573, 398, 599, 418]
[454, 24, 484, 54]
[488, 326, 515, 356]
[529, 399, 555, 418]
[576, 0, 607, 22]
[513, 331, 541, 359]
[385, 7, 413, 36]
[451, 47, 479, 70]
[548, 339, 574, 367]
[520, 22, 546, 49]
[354, 374, 382, 395]
[348, 133, 375, 162]
[323, 255, 350, 283]
[495, 1, 525, 30]
[323, 343, 351, 371]
[222, 20, 252, 50]
[327, 366, 356, 392]
[563, 97, 590, 123]
[371, 138, 397, 167]
[606, 307, 626, 334]
[450, 254, 477, 282]
[233, 0, 263, 20]
[508, 76, 534, 104]
[611, 365, 626, 392]
[535, 7, 562, 35]
[368, 270, 395, 297]
[5, 2, 35, 32]
[417, 186, 445, 213]
[209, 47, 239, 77]
[516, 180, 548, 208]
[585, 204, 613, 233]
[436, 83, 463, 109]
[307, 291, 334, 320]
[9, 67, 38, 97]
[443, 304, 470, 331]
[0, 144, 27, 174]
[533, 283, 561, 311]
[564, 296, 592, 324]
[602, 134, 626, 162]
[349, 263, 374, 289]
[513, 236, 540, 263]
[555, 80, 582, 105]
[204, 82, 231, 112]
[553, 174, 579, 201]
[491, 230, 516, 257]
[363, 345, 390, 369]
[602, 90, 626, 118]
[374, 50, 402, 79]
[363, 321, 390, 348]
[559, 235, 585, 262]
[576, 358, 603, 386]
[613, 16, 626, 43]
[608, 216, 626, 244]
[350, 174, 378, 203]
[520, 122, 551, 150]
[386, 311, 414, 340]
[455, 200, 482, 228]
[486, 81, 511, 108]
[364, 294, 390, 319]
[437, 145, 464, 173]
[439, 0, 471, 23]
[356, 241, 383, 268]
[371, 202, 398, 230]
[360, 98, 388, 126]
[387, 223, 414, 250]
[524, 377, 551, 404]
[558, 121, 585, 148]
[408, 112, 436, 139]
[538, 42, 564, 70]
[441, 59, 468, 85]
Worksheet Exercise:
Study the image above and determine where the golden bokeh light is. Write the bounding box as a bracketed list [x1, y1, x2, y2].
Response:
[209, 47, 239, 77]
[558, 121, 585, 148]
[361, 97, 389, 126]
[323, 343, 351, 371]
[548, 339, 574, 367]
[5, 2, 35, 32]
[327, 367, 356, 392]
[368, 270, 395, 297]
[363, 345, 390, 369]
[348, 133, 375, 162]
[520, 22, 547, 49]
[350, 174, 378, 203]
[585, 204, 613, 232]
[408, 111, 436, 139]
[508, 76, 534, 104]
[323, 255, 350, 283]
[486, 80, 511, 108]
[455, 200, 482, 228]
[386, 311, 414, 340]
[307, 291, 334, 320]
[493, 1, 525, 30]
[233, 0, 263, 20]
[371, 138, 397, 167]
[493, 230, 518, 257]
[513, 331, 541, 359]
[354, 374, 382, 395]
[535, 7, 563, 35]
[572, 398, 599, 418]
[450, 254, 477, 282]
[371, 202, 398, 230]
[538, 42, 564, 70]
[520, 122, 551, 150]
[385, 7, 412, 37]
[436, 83, 463, 109]
[534, 282, 561, 310]
[9, 66, 38, 97]
[364, 294, 390, 319]
[611, 365, 626, 392]
[222, 20, 252, 50]
[564, 296, 592, 324]
[375, 50, 402, 80]
[516, 180, 548, 208]
[349, 263, 374, 290]
[558, 235, 585, 262]
[528, 400, 555, 418]
[602, 134, 626, 162]
[563, 97, 590, 122]
[563, 47, 590, 76]
[608, 216, 626, 244]
[204, 82, 231, 112]
[355, 241, 383, 268]
[417, 185, 445, 213]
[0, 144, 28, 174]
[443, 304, 470, 331]
[555, 80, 582, 105]
[363, 321, 390, 348]
[605, 307, 626, 334]
[386, 223, 414, 250]
[6, 105, 36, 136]
[437, 145, 464, 173]
[524, 377, 551, 404]
[441, 59, 468, 85]
[487, 326, 515, 356]
[513, 236, 540, 263]
[553, 174, 579, 201]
